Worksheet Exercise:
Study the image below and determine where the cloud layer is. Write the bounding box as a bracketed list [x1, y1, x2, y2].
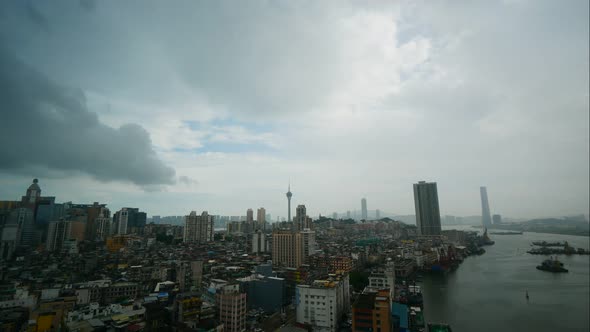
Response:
[0, 1, 587, 218]
[0, 47, 175, 186]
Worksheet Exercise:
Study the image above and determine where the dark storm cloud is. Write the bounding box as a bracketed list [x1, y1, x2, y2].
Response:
[25, 1, 49, 31]
[0, 47, 176, 186]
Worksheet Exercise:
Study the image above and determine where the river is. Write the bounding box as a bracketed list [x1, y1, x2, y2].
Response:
[420, 225, 590, 332]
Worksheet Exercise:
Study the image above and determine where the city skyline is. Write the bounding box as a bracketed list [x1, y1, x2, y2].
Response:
[0, 1, 588, 220]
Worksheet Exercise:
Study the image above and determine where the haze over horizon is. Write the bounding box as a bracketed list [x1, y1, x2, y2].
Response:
[1, 1, 588, 219]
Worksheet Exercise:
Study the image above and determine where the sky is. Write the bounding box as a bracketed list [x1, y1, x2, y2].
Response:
[0, 0, 588, 220]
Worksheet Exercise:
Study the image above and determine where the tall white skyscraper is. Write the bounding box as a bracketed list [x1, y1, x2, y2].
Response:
[480, 186, 493, 228]
[413, 181, 442, 236]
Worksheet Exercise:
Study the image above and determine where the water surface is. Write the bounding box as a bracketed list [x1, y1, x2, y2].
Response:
[421, 226, 590, 332]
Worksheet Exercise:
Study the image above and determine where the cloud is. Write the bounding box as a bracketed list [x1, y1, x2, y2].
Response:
[0, 47, 176, 186]
[25, 1, 49, 31]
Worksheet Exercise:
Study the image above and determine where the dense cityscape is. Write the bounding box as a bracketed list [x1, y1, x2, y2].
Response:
[0, 178, 506, 332]
[1, 1, 588, 331]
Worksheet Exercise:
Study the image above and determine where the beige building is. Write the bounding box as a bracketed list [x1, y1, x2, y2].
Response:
[184, 211, 214, 243]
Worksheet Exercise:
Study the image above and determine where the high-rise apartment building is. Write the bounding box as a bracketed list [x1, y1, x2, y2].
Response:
[251, 230, 267, 254]
[95, 216, 112, 240]
[216, 284, 247, 332]
[114, 208, 146, 235]
[413, 181, 442, 236]
[183, 211, 214, 243]
[295, 230, 316, 268]
[272, 230, 296, 267]
[480, 187, 493, 228]
[361, 198, 368, 220]
[46, 220, 72, 252]
[256, 207, 266, 230]
[246, 208, 254, 223]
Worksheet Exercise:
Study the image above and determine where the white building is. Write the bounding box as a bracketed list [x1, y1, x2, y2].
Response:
[117, 209, 130, 235]
[296, 274, 350, 332]
[95, 217, 112, 240]
[46, 220, 71, 252]
[251, 230, 267, 254]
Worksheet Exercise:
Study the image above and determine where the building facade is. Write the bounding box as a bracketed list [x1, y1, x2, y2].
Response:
[183, 211, 214, 244]
[296, 274, 350, 332]
[413, 181, 442, 236]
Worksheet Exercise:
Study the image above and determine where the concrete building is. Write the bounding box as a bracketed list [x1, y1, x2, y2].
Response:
[480, 187, 493, 228]
[114, 208, 146, 235]
[295, 230, 316, 268]
[46, 220, 71, 252]
[183, 211, 214, 244]
[216, 284, 246, 332]
[10, 208, 34, 246]
[296, 274, 350, 332]
[256, 207, 266, 230]
[492, 214, 502, 225]
[361, 198, 368, 220]
[352, 289, 392, 332]
[95, 217, 112, 240]
[272, 230, 296, 268]
[246, 208, 254, 223]
[251, 230, 268, 254]
[238, 274, 286, 312]
[0, 223, 19, 261]
[413, 181, 442, 236]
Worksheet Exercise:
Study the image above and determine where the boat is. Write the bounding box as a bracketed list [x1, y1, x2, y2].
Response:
[532, 241, 565, 247]
[536, 257, 568, 273]
[490, 231, 523, 235]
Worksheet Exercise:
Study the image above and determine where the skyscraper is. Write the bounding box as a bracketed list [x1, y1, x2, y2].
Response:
[256, 208, 266, 230]
[295, 205, 306, 231]
[286, 183, 293, 222]
[183, 211, 214, 243]
[246, 208, 254, 223]
[376, 209, 381, 219]
[413, 181, 442, 236]
[480, 187, 493, 228]
[361, 198, 368, 220]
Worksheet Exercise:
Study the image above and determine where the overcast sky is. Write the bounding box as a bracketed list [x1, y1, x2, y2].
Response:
[0, 0, 588, 220]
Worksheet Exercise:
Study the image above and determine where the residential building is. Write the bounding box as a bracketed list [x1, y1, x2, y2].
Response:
[296, 274, 350, 332]
[352, 289, 392, 332]
[216, 284, 246, 332]
[251, 230, 268, 254]
[361, 198, 367, 220]
[183, 211, 214, 243]
[272, 230, 296, 268]
[46, 220, 71, 252]
[256, 207, 266, 230]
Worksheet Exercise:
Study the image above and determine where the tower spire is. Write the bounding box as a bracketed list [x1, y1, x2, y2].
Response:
[286, 181, 293, 222]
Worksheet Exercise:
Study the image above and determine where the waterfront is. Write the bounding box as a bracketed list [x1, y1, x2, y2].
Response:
[421, 226, 590, 332]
